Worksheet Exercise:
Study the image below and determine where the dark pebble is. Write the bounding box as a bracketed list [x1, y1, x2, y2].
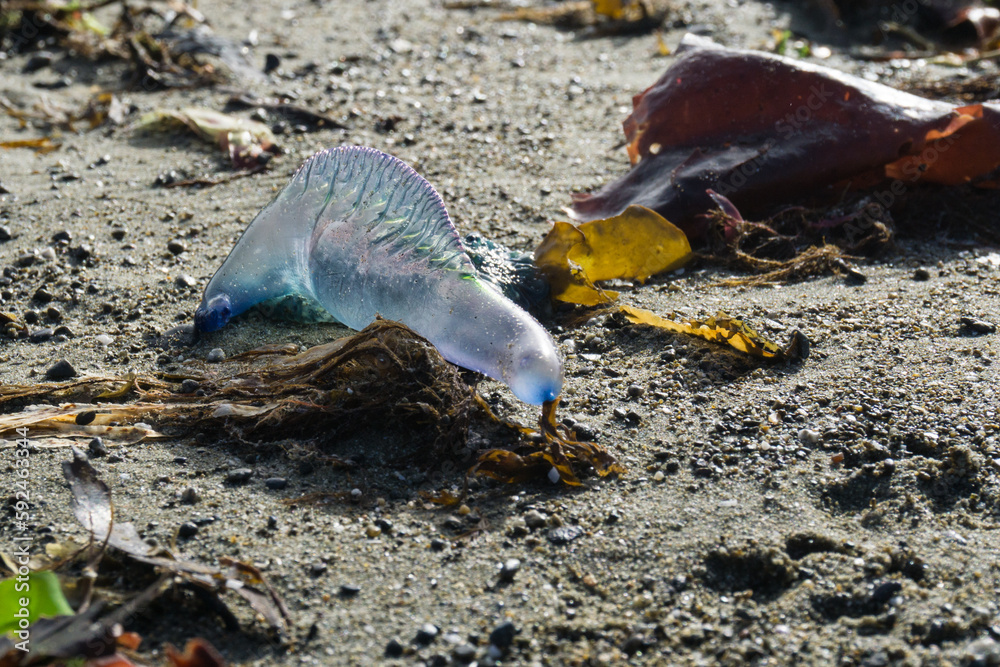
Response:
[489, 621, 516, 650]
[45, 359, 77, 379]
[75, 410, 96, 426]
[375, 518, 393, 533]
[45, 306, 61, 322]
[52, 230, 72, 244]
[178, 522, 199, 538]
[53, 325, 72, 337]
[452, 644, 477, 662]
[443, 515, 464, 531]
[264, 53, 281, 74]
[226, 468, 253, 484]
[111, 228, 128, 241]
[167, 239, 187, 255]
[572, 422, 597, 441]
[265, 477, 288, 490]
[73, 244, 92, 260]
[29, 327, 54, 343]
[0, 226, 10, 242]
[173, 456, 188, 465]
[33, 288, 53, 303]
[207, 348, 226, 363]
[415, 623, 439, 645]
[309, 562, 328, 577]
[24, 310, 39, 325]
[627, 384, 645, 398]
[88, 437, 108, 457]
[622, 634, 648, 656]
[913, 268, 931, 281]
[499, 558, 521, 582]
[22, 52, 54, 73]
[267, 516, 278, 530]
[961, 317, 997, 335]
[179, 379, 200, 394]
[385, 639, 404, 658]
[870, 580, 903, 605]
[547, 524, 584, 545]
[430, 537, 447, 551]
[339, 583, 361, 597]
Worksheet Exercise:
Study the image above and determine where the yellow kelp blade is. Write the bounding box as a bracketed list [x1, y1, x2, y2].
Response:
[534, 206, 692, 306]
[620, 305, 809, 361]
[592, 0, 626, 19]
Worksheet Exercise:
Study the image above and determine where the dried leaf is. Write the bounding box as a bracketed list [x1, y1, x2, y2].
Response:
[0, 137, 60, 153]
[135, 108, 277, 170]
[570, 34, 1000, 240]
[534, 205, 691, 305]
[620, 304, 809, 361]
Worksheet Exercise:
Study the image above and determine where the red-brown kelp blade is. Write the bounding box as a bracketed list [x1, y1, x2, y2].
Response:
[570, 34, 1000, 241]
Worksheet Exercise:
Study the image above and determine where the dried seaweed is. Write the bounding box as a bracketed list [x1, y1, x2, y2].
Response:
[0, 1, 250, 89]
[0, 320, 622, 485]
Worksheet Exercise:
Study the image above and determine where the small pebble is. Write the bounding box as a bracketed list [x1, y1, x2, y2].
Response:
[265, 477, 288, 490]
[626, 384, 645, 398]
[913, 268, 931, 281]
[339, 583, 361, 597]
[415, 623, 439, 645]
[95, 334, 113, 346]
[180, 487, 201, 504]
[385, 639, 404, 658]
[499, 558, 521, 582]
[33, 288, 53, 303]
[798, 428, 821, 445]
[45, 359, 77, 379]
[75, 410, 96, 426]
[167, 239, 187, 255]
[547, 524, 585, 545]
[653, 471, 665, 482]
[178, 522, 199, 538]
[226, 468, 253, 484]
[523, 509, 547, 529]
[547, 466, 560, 484]
[179, 379, 200, 394]
[489, 622, 516, 651]
[960, 317, 997, 335]
[111, 228, 128, 241]
[52, 230, 71, 244]
[430, 537, 447, 551]
[88, 437, 108, 457]
[452, 644, 477, 663]
[309, 562, 328, 577]
[175, 274, 197, 289]
[206, 348, 226, 362]
[0, 226, 11, 242]
[29, 327, 54, 343]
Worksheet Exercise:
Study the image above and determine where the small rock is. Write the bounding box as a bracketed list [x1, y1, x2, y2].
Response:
[339, 583, 361, 597]
[430, 537, 447, 551]
[499, 558, 521, 582]
[175, 274, 197, 289]
[523, 509, 547, 529]
[111, 228, 128, 241]
[443, 515, 464, 531]
[415, 623, 439, 645]
[45, 359, 77, 380]
[88, 437, 108, 457]
[870, 580, 902, 605]
[265, 477, 288, 490]
[452, 644, 477, 663]
[96, 334, 113, 346]
[52, 230, 72, 244]
[206, 348, 226, 362]
[798, 428, 821, 445]
[44, 306, 61, 322]
[53, 325, 73, 338]
[309, 562, 328, 577]
[29, 327, 54, 343]
[375, 518, 393, 533]
[385, 638, 404, 658]
[913, 268, 931, 281]
[489, 621, 516, 651]
[264, 53, 281, 74]
[963, 636, 1000, 666]
[167, 239, 187, 255]
[267, 516, 278, 530]
[365, 525, 382, 538]
[226, 468, 253, 484]
[75, 411, 96, 426]
[0, 226, 10, 242]
[33, 288, 53, 303]
[178, 522, 199, 538]
[626, 384, 645, 398]
[547, 524, 585, 545]
[653, 471, 665, 483]
[180, 487, 201, 504]
[622, 634, 648, 656]
[24, 311, 39, 325]
[961, 317, 997, 335]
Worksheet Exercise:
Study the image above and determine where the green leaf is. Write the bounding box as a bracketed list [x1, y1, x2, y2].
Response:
[0, 571, 73, 635]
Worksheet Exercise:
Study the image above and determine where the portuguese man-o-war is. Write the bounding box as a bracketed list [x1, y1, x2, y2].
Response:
[194, 146, 563, 405]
